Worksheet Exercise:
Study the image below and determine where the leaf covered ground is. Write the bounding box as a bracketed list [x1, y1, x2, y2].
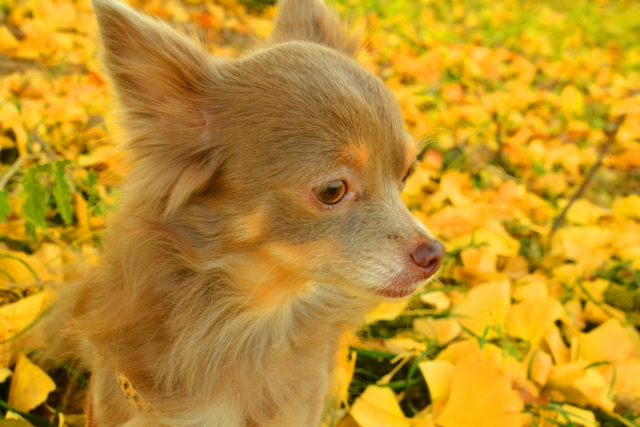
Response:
[0, 0, 639, 425]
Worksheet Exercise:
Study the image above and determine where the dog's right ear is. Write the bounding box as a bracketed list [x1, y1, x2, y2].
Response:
[92, 0, 213, 127]
[92, 0, 223, 215]
[271, 0, 359, 56]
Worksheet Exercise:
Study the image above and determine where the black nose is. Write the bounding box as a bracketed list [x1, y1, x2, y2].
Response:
[411, 240, 445, 277]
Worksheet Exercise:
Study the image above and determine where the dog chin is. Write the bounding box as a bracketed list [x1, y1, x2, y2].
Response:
[373, 272, 427, 299]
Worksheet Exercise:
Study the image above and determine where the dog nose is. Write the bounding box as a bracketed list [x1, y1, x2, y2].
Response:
[411, 240, 445, 277]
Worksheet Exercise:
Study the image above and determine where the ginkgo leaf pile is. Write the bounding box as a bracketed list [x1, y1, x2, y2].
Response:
[0, 0, 638, 425]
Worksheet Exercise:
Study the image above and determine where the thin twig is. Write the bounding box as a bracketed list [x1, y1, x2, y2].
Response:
[0, 153, 38, 190]
[492, 111, 504, 167]
[32, 122, 59, 161]
[550, 115, 627, 237]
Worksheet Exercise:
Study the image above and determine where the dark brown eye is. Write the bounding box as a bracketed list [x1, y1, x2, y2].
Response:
[315, 180, 347, 205]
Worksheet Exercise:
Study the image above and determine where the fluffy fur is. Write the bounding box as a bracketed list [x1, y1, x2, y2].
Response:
[58, 0, 445, 425]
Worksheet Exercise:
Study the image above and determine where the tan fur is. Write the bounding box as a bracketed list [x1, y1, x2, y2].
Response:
[56, 0, 444, 425]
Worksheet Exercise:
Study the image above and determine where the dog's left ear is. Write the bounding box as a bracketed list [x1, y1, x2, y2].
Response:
[271, 0, 359, 56]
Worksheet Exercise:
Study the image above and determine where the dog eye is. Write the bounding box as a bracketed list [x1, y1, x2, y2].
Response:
[315, 181, 347, 205]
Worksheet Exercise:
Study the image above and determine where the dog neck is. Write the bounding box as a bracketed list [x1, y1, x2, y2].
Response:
[88, 213, 373, 420]
[151, 255, 371, 402]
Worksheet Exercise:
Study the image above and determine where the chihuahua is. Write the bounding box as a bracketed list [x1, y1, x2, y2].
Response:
[64, 0, 445, 425]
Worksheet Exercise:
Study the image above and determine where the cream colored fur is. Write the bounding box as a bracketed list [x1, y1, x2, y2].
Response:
[55, 0, 444, 425]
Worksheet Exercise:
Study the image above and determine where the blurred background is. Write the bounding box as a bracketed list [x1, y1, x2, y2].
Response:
[0, 0, 639, 425]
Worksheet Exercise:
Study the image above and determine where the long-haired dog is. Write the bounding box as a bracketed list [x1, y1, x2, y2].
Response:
[60, 0, 445, 425]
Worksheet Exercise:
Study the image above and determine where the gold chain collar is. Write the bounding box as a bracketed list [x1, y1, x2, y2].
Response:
[115, 372, 155, 414]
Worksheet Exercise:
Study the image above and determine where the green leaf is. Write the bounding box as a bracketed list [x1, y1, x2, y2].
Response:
[87, 170, 102, 216]
[27, 163, 51, 176]
[532, 160, 547, 176]
[53, 162, 73, 225]
[0, 190, 10, 223]
[22, 177, 47, 239]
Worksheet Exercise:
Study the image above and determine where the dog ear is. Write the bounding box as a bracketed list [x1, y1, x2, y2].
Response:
[271, 0, 359, 56]
[92, 0, 212, 127]
[92, 0, 221, 215]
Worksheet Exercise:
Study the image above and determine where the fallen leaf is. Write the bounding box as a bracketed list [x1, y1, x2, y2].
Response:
[527, 349, 553, 387]
[414, 318, 461, 345]
[419, 360, 455, 402]
[350, 386, 411, 427]
[565, 199, 607, 225]
[573, 368, 615, 411]
[579, 319, 634, 363]
[434, 358, 528, 427]
[366, 301, 410, 323]
[558, 404, 598, 427]
[0, 367, 12, 383]
[0, 291, 51, 341]
[418, 291, 450, 312]
[507, 296, 564, 347]
[453, 281, 510, 337]
[8, 354, 56, 412]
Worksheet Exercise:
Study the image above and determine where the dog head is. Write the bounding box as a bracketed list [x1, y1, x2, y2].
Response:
[93, 0, 444, 304]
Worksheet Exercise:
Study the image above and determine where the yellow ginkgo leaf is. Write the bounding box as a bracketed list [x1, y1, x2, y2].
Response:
[0, 367, 12, 383]
[507, 296, 564, 348]
[0, 26, 19, 52]
[436, 339, 481, 364]
[5, 410, 25, 419]
[581, 278, 609, 301]
[411, 413, 435, 427]
[573, 368, 615, 411]
[0, 243, 63, 286]
[612, 359, 640, 400]
[579, 319, 634, 363]
[564, 299, 586, 330]
[544, 325, 570, 365]
[413, 318, 461, 345]
[458, 246, 502, 281]
[386, 338, 427, 354]
[245, 16, 273, 38]
[612, 194, 640, 220]
[617, 114, 640, 143]
[558, 404, 598, 427]
[560, 85, 584, 117]
[526, 349, 554, 387]
[8, 354, 56, 412]
[350, 386, 411, 427]
[366, 300, 410, 324]
[625, 325, 640, 359]
[418, 291, 450, 312]
[565, 199, 607, 225]
[419, 360, 455, 402]
[448, 226, 521, 259]
[403, 169, 433, 200]
[502, 255, 528, 280]
[552, 226, 613, 266]
[434, 358, 528, 427]
[546, 363, 615, 411]
[429, 171, 473, 207]
[512, 281, 547, 302]
[335, 416, 360, 427]
[453, 281, 510, 337]
[546, 360, 592, 407]
[0, 291, 51, 341]
[582, 300, 626, 325]
[332, 333, 357, 409]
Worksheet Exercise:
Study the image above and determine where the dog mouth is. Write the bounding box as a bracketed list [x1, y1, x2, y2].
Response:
[374, 271, 427, 299]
